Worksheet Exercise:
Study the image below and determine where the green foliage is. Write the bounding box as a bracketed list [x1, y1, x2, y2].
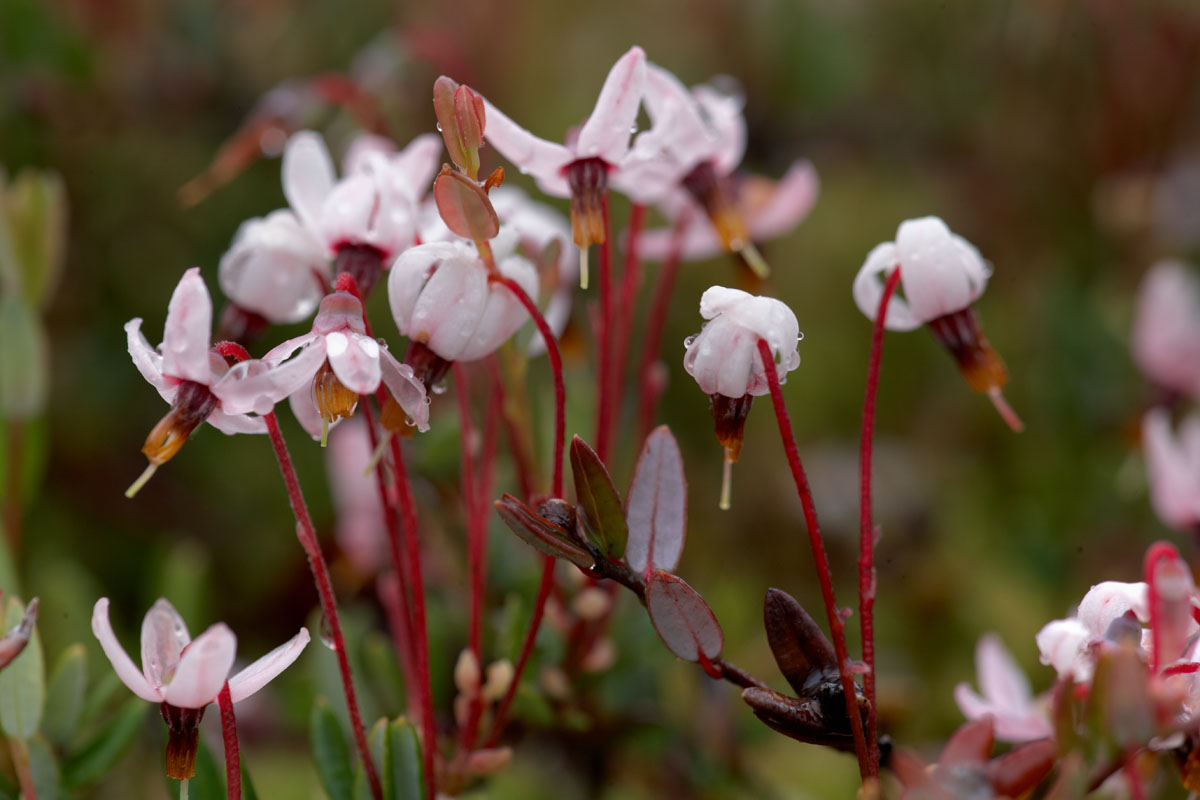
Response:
[0, 297, 48, 420]
[0, 595, 43, 739]
[40, 643, 86, 747]
[311, 698, 354, 800]
[354, 717, 424, 800]
[62, 697, 147, 788]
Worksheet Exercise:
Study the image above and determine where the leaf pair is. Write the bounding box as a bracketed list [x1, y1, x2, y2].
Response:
[312, 700, 424, 800]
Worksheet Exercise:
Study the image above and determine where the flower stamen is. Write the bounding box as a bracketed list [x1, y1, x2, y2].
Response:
[312, 361, 359, 447]
[127, 380, 218, 497]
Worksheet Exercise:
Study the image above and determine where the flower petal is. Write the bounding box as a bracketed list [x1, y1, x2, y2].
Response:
[343, 133, 396, 176]
[283, 131, 337, 239]
[93, 599, 162, 702]
[480, 99, 573, 188]
[289, 385, 330, 441]
[126, 318, 168, 391]
[976, 634, 1033, 710]
[576, 46, 646, 163]
[456, 254, 539, 362]
[894, 217, 990, 323]
[212, 346, 325, 417]
[380, 350, 430, 432]
[326, 331, 382, 395]
[162, 623, 237, 708]
[1035, 618, 1092, 682]
[205, 409, 268, 435]
[1144, 408, 1200, 532]
[1132, 261, 1200, 397]
[642, 64, 714, 170]
[389, 133, 444, 203]
[227, 627, 310, 703]
[692, 82, 746, 176]
[852, 242, 922, 332]
[749, 160, 820, 241]
[388, 242, 463, 335]
[140, 598, 191, 690]
[218, 209, 329, 324]
[1077, 580, 1149, 635]
[161, 267, 214, 384]
[409, 255, 489, 362]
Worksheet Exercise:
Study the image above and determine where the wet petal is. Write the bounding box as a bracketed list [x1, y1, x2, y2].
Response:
[141, 598, 191, 689]
[125, 318, 167, 390]
[91, 598, 161, 702]
[456, 254, 538, 362]
[1035, 618, 1092, 681]
[205, 409, 268, 435]
[852, 242, 922, 331]
[895, 217, 991, 323]
[289, 386, 329, 441]
[283, 131, 336, 237]
[480, 98, 573, 187]
[409, 255, 488, 362]
[263, 331, 323, 366]
[749, 160, 820, 240]
[642, 64, 713, 169]
[161, 267, 214, 384]
[227, 627, 310, 703]
[389, 133, 444, 202]
[218, 209, 330, 324]
[212, 346, 325, 416]
[326, 330, 382, 395]
[576, 46, 646, 163]
[343, 133, 396, 175]
[380, 350, 430, 432]
[692, 82, 746, 176]
[976, 634, 1032, 710]
[1077, 580, 1149, 635]
[162, 623, 237, 708]
[388, 242, 463, 334]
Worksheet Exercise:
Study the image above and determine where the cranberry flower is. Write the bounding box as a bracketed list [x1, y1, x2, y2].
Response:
[264, 289, 430, 445]
[479, 45, 645, 288]
[683, 286, 801, 509]
[92, 597, 309, 779]
[954, 633, 1053, 742]
[1036, 581, 1151, 683]
[852, 216, 1022, 431]
[126, 268, 312, 497]
[1143, 407, 1200, 535]
[1132, 260, 1200, 402]
[388, 227, 539, 383]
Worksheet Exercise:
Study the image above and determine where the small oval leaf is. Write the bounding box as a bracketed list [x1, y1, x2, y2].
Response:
[433, 170, 499, 243]
[625, 426, 686, 574]
[570, 436, 628, 559]
[763, 588, 839, 697]
[494, 495, 593, 569]
[387, 718, 424, 800]
[311, 698, 354, 800]
[644, 570, 723, 663]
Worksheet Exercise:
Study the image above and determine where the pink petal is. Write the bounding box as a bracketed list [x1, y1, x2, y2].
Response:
[954, 684, 1051, 743]
[161, 267, 214, 384]
[380, 350, 430, 432]
[852, 242, 922, 331]
[976, 634, 1033, 710]
[576, 46, 646, 163]
[326, 331, 382, 395]
[1144, 408, 1200, 531]
[389, 133, 444, 202]
[289, 385, 329, 441]
[91, 598, 161, 702]
[205, 409, 268, 435]
[388, 242, 462, 334]
[456, 254, 539, 362]
[749, 160, 820, 240]
[162, 623, 237, 708]
[1131, 260, 1200, 397]
[611, 137, 691, 204]
[1077, 580, 1149, 635]
[318, 173, 412, 258]
[218, 209, 329, 324]
[480, 98, 573, 188]
[227, 627, 310, 703]
[1035, 618, 1092, 681]
[409, 255, 489, 362]
[140, 598, 191, 690]
[212, 347, 324, 417]
[263, 331, 323, 366]
[125, 318, 167, 390]
[642, 64, 713, 170]
[343, 133, 396, 175]
[283, 131, 336, 238]
[954, 682, 996, 723]
[692, 83, 746, 176]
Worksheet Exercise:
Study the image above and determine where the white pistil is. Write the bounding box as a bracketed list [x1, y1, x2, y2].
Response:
[738, 241, 771, 279]
[125, 463, 158, 499]
[179, 778, 189, 800]
[579, 247, 590, 290]
[363, 431, 394, 476]
[719, 446, 734, 511]
[320, 417, 330, 448]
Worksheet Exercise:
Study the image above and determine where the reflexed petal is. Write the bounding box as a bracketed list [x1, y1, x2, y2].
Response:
[289, 386, 329, 441]
[319, 174, 413, 258]
[642, 64, 713, 169]
[141, 598, 191, 689]
[576, 46, 646, 163]
[212, 347, 325, 416]
[125, 318, 168, 390]
[92, 598, 162, 702]
[205, 409, 268, 435]
[343, 133, 396, 175]
[326, 330, 382, 395]
[409, 255, 488, 362]
[283, 131, 337, 237]
[698, 286, 752, 319]
[853, 242, 922, 331]
[954, 683, 995, 724]
[388, 242, 463, 334]
[162, 623, 237, 708]
[1132, 261, 1200, 397]
[749, 160, 820, 240]
[692, 82, 746, 176]
[1144, 408, 1200, 531]
[218, 209, 330, 324]
[1035, 618, 1092, 681]
[161, 267, 214, 384]
[389, 133, 444, 202]
[456, 254, 538, 362]
[976, 634, 1032, 710]
[380, 350, 430, 432]
[1077, 580, 1149, 635]
[227, 627, 310, 703]
[480, 98, 573, 187]
[263, 331, 323, 366]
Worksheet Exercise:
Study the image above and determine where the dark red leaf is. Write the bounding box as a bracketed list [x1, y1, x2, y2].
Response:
[644, 570, 722, 662]
[763, 588, 839, 697]
[494, 494, 592, 569]
[625, 426, 686, 575]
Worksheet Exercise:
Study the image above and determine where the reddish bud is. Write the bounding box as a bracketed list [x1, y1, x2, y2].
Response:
[432, 76, 486, 179]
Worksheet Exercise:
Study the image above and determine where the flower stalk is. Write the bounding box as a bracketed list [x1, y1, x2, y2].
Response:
[217, 683, 241, 800]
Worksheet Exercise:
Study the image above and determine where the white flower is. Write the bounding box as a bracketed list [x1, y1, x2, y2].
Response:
[218, 209, 329, 324]
[1131, 260, 1200, 400]
[1143, 408, 1200, 533]
[683, 286, 800, 398]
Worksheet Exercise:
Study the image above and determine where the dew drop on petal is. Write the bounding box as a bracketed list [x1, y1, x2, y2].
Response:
[436, 122, 443, 132]
[432, 380, 448, 395]
[683, 335, 697, 348]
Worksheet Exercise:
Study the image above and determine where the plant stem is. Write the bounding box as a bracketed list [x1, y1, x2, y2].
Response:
[636, 213, 691, 440]
[262, 413, 383, 800]
[596, 193, 615, 463]
[756, 338, 872, 780]
[858, 266, 901, 774]
[607, 202, 646, 465]
[217, 683, 241, 800]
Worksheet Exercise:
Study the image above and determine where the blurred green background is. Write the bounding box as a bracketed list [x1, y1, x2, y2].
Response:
[3, 0, 1199, 796]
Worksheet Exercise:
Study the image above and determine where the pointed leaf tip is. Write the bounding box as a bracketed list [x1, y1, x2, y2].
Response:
[763, 588, 838, 696]
[625, 426, 686, 575]
[570, 436, 628, 559]
[494, 494, 593, 569]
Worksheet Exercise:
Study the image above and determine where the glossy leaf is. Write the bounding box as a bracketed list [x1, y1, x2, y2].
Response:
[41, 643, 86, 747]
[495, 494, 593, 569]
[354, 719, 389, 800]
[433, 169, 498, 243]
[570, 436, 628, 559]
[387, 718, 423, 800]
[644, 570, 723, 662]
[625, 426, 687, 574]
[763, 588, 838, 696]
[0, 596, 43, 739]
[63, 697, 147, 787]
[311, 698, 354, 800]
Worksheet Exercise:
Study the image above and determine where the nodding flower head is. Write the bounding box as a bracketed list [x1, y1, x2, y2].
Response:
[853, 216, 1023, 431]
[683, 286, 800, 509]
[1132, 260, 1200, 403]
[92, 597, 309, 779]
[264, 290, 430, 446]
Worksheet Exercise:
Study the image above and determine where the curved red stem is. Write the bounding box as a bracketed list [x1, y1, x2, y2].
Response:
[757, 338, 872, 779]
[607, 202, 647, 462]
[635, 213, 691, 440]
[217, 683, 241, 800]
[596, 192, 615, 463]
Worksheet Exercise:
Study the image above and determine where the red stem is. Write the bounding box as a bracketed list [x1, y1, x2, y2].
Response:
[217, 683, 241, 800]
[595, 192, 615, 463]
[483, 274, 567, 746]
[857, 267, 901, 774]
[386, 434, 437, 800]
[607, 202, 647, 463]
[756, 338, 872, 779]
[635, 213, 691, 440]
[452, 365, 481, 659]
[487, 358, 536, 502]
[1125, 754, 1147, 800]
[262, 412, 383, 800]
[1144, 540, 1181, 674]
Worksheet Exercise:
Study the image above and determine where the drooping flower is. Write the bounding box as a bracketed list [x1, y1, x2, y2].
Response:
[92, 597, 309, 779]
[1143, 407, 1200, 535]
[388, 226, 539, 383]
[479, 45, 645, 287]
[125, 268, 312, 496]
[683, 286, 801, 508]
[954, 633, 1053, 742]
[1132, 260, 1200, 402]
[852, 216, 1022, 431]
[1036, 581, 1150, 684]
[264, 289, 430, 445]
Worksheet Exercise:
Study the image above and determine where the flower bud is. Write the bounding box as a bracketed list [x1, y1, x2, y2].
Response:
[482, 659, 513, 702]
[454, 648, 482, 697]
[433, 77, 487, 179]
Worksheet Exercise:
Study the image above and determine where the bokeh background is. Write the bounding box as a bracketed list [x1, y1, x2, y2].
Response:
[3, 0, 1200, 796]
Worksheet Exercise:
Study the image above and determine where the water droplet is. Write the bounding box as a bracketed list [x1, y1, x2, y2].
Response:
[432, 380, 448, 395]
[405, 416, 415, 426]
[319, 615, 338, 651]
[436, 122, 443, 132]
[629, 125, 638, 134]
[423, 396, 432, 406]
[796, 332, 805, 342]
[683, 335, 697, 348]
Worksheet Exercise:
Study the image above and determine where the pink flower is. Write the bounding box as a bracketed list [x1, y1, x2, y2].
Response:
[1143, 408, 1200, 533]
[683, 286, 800, 399]
[1132, 260, 1200, 400]
[264, 290, 430, 443]
[126, 268, 311, 495]
[388, 230, 539, 365]
[954, 633, 1053, 742]
[327, 417, 387, 574]
[1036, 581, 1152, 682]
[91, 597, 310, 708]
[218, 209, 329, 325]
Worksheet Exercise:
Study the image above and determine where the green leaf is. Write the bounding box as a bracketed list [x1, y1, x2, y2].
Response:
[386, 719, 423, 800]
[354, 718, 390, 800]
[362, 631, 404, 717]
[63, 697, 147, 788]
[0, 297, 49, 420]
[0, 595, 44, 739]
[241, 763, 260, 800]
[570, 436, 628, 559]
[26, 736, 60, 800]
[311, 698, 354, 800]
[3, 169, 67, 308]
[41, 643, 86, 747]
